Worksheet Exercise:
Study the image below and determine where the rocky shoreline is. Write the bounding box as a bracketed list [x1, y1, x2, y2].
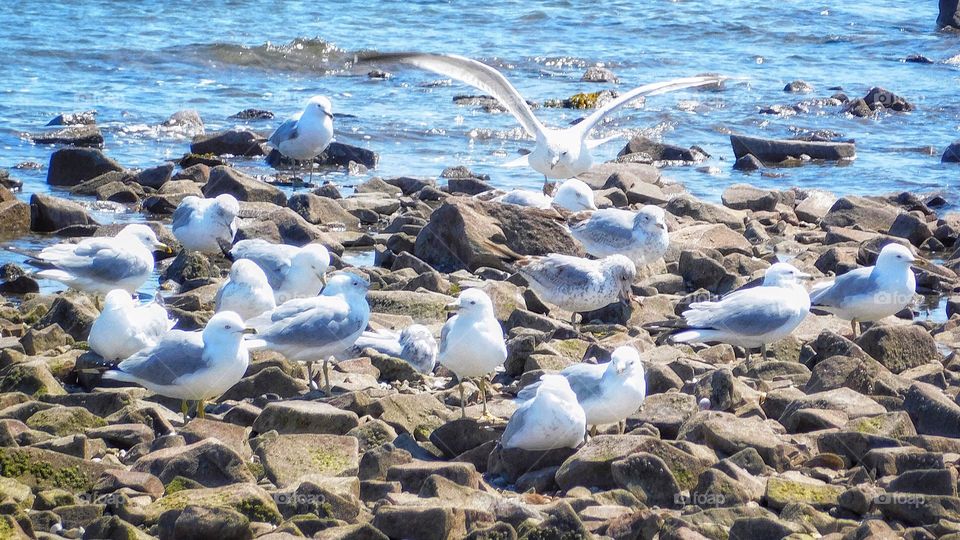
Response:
[0, 111, 959, 540]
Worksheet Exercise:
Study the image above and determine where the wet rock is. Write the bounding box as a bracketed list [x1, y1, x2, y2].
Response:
[446, 177, 493, 195]
[172, 163, 211, 183]
[942, 140, 960, 163]
[47, 147, 125, 187]
[31, 125, 104, 148]
[190, 129, 264, 157]
[253, 401, 360, 436]
[163, 110, 204, 133]
[856, 325, 939, 374]
[47, 111, 96, 126]
[940, 0, 960, 29]
[0, 187, 29, 237]
[132, 438, 255, 487]
[582, 66, 619, 83]
[30, 193, 97, 232]
[721, 184, 778, 212]
[254, 433, 359, 488]
[414, 196, 581, 272]
[617, 136, 708, 163]
[729, 134, 855, 163]
[732, 154, 763, 171]
[863, 87, 913, 112]
[230, 108, 274, 120]
[783, 80, 814, 93]
[288, 193, 360, 228]
[316, 142, 379, 169]
[202, 165, 285, 205]
[134, 162, 175, 190]
[903, 382, 960, 437]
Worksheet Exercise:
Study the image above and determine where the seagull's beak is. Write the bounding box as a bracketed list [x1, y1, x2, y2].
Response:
[615, 362, 626, 375]
[796, 272, 814, 281]
[242, 327, 257, 335]
[324, 111, 334, 120]
[620, 284, 634, 303]
[444, 301, 460, 313]
[656, 222, 666, 231]
[550, 155, 560, 169]
[912, 258, 933, 269]
[155, 243, 174, 255]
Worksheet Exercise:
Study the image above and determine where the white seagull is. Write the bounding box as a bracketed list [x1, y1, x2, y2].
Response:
[568, 205, 669, 266]
[268, 95, 335, 183]
[501, 374, 586, 451]
[89, 289, 175, 361]
[809, 243, 925, 337]
[229, 239, 330, 303]
[351, 324, 438, 375]
[246, 272, 370, 393]
[362, 52, 724, 179]
[518, 346, 645, 435]
[36, 224, 170, 295]
[671, 263, 812, 358]
[438, 288, 507, 419]
[490, 178, 597, 212]
[102, 311, 254, 422]
[171, 194, 240, 255]
[214, 259, 277, 321]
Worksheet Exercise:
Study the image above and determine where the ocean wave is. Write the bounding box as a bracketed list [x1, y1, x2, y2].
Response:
[172, 37, 364, 75]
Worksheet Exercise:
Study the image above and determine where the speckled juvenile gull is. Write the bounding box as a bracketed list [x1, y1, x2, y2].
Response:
[438, 288, 507, 418]
[351, 324, 438, 374]
[36, 224, 169, 295]
[246, 272, 370, 393]
[568, 205, 669, 266]
[214, 259, 276, 321]
[102, 311, 253, 421]
[269, 95, 334, 182]
[171, 194, 240, 254]
[89, 289, 175, 361]
[491, 178, 597, 212]
[229, 239, 330, 303]
[518, 346, 645, 434]
[810, 243, 924, 337]
[363, 52, 724, 179]
[516, 253, 636, 321]
[501, 374, 585, 451]
[672, 263, 811, 358]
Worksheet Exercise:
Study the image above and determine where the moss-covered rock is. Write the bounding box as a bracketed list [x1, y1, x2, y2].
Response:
[255, 433, 359, 489]
[0, 447, 115, 492]
[25, 406, 105, 436]
[765, 476, 844, 510]
[0, 477, 33, 509]
[145, 483, 281, 525]
[0, 360, 66, 396]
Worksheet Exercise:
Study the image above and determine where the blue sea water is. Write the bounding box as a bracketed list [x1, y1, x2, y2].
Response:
[0, 0, 957, 302]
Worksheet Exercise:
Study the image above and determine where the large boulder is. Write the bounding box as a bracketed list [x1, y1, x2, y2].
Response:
[721, 184, 779, 212]
[0, 187, 29, 237]
[131, 439, 255, 487]
[820, 196, 900, 233]
[856, 325, 940, 374]
[255, 433, 359, 488]
[190, 129, 264, 157]
[617, 135, 707, 163]
[729, 134, 855, 163]
[903, 382, 960, 438]
[202, 166, 286, 205]
[31, 125, 104, 148]
[46, 148, 125, 187]
[252, 401, 360, 435]
[29, 193, 96, 232]
[413, 196, 583, 272]
[940, 0, 960, 29]
[667, 195, 745, 230]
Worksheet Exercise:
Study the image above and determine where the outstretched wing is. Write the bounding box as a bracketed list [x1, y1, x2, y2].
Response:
[360, 52, 545, 139]
[575, 76, 725, 138]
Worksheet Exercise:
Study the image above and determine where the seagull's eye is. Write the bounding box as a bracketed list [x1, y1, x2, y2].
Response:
[470, 301, 476, 305]
[225, 325, 232, 330]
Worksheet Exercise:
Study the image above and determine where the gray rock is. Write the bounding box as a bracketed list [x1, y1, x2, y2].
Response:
[31, 126, 104, 148]
[940, 0, 960, 29]
[888, 212, 933, 246]
[821, 195, 900, 233]
[617, 136, 708, 163]
[0, 187, 29, 237]
[30, 193, 96, 232]
[131, 439, 255, 487]
[46, 111, 96, 126]
[46, 148, 125, 187]
[36, 293, 99, 340]
[190, 129, 263, 157]
[288, 193, 360, 228]
[863, 87, 913, 112]
[316, 142, 379, 169]
[856, 325, 940, 374]
[202, 166, 285, 205]
[721, 184, 778, 212]
[667, 195, 744, 230]
[942, 140, 960, 163]
[611, 452, 681, 507]
[729, 134, 855, 163]
[170, 505, 251, 540]
[783, 80, 814, 93]
[582, 66, 619, 83]
[135, 163, 175, 190]
[903, 382, 960, 437]
[794, 189, 838, 223]
[252, 401, 360, 435]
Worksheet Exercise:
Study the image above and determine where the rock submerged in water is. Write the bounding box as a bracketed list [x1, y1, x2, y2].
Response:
[729, 133, 856, 164]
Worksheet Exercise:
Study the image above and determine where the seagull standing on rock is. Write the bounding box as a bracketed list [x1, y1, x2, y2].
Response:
[361, 52, 724, 180]
[268, 95, 335, 183]
[229, 239, 330, 303]
[36, 224, 171, 296]
[670, 263, 812, 359]
[246, 272, 370, 393]
[518, 346, 646, 436]
[438, 288, 507, 419]
[102, 311, 254, 422]
[809, 243, 926, 337]
[89, 289, 175, 361]
[568, 205, 669, 267]
[501, 374, 586, 451]
[214, 259, 277, 321]
[516, 253, 636, 326]
[171, 194, 240, 255]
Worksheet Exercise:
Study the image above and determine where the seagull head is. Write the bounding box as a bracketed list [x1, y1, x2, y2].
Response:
[445, 288, 495, 317]
[633, 205, 667, 233]
[229, 259, 269, 287]
[601, 255, 637, 302]
[102, 289, 135, 311]
[552, 178, 597, 211]
[305, 95, 334, 120]
[213, 194, 240, 221]
[204, 311, 256, 346]
[121, 224, 172, 254]
[292, 243, 331, 281]
[321, 271, 370, 298]
[609, 346, 643, 377]
[762, 262, 812, 286]
[876, 242, 925, 270]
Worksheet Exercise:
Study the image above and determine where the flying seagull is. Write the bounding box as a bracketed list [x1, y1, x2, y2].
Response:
[360, 52, 724, 180]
